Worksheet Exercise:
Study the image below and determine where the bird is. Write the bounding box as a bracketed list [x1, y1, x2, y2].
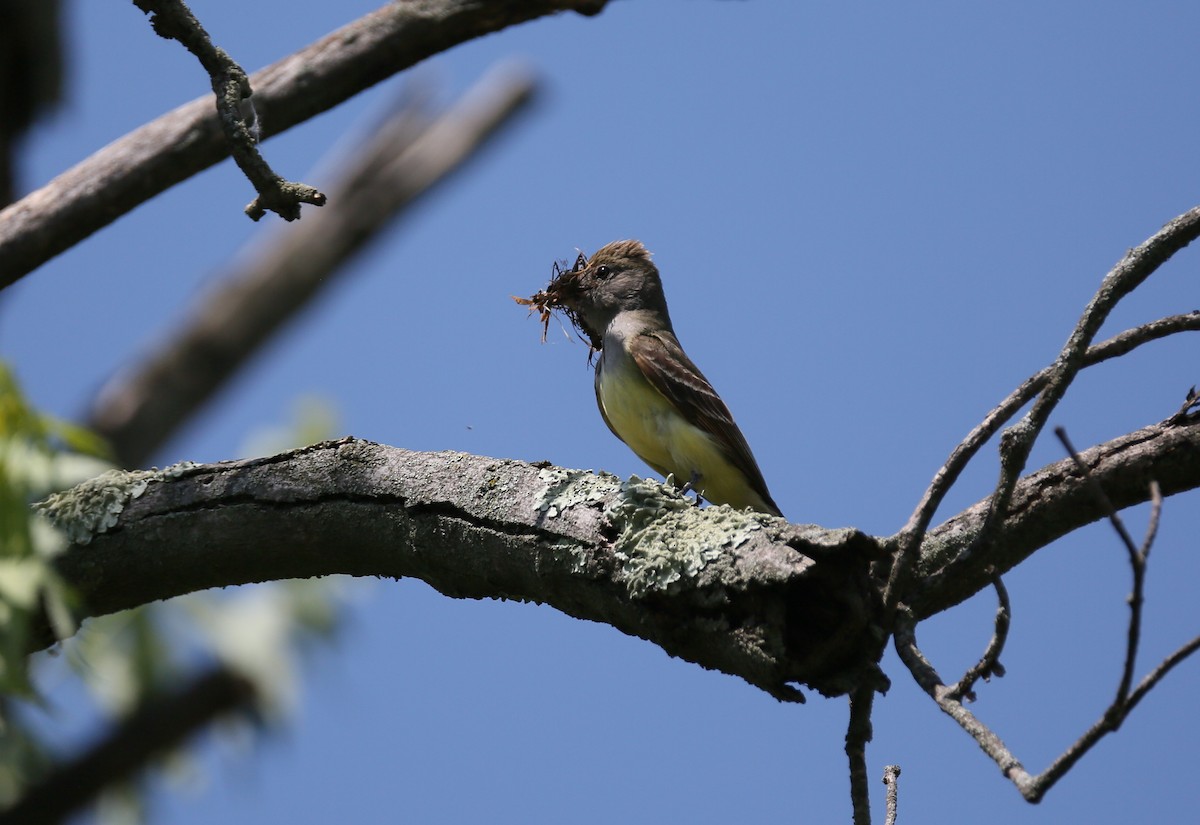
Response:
[550, 239, 783, 517]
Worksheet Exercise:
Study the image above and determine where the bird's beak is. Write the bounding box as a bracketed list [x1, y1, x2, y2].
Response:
[544, 266, 585, 311]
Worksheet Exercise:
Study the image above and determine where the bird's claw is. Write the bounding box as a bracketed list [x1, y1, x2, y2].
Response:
[679, 471, 706, 508]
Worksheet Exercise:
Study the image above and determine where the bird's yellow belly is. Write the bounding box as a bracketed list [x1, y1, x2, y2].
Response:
[597, 367, 752, 509]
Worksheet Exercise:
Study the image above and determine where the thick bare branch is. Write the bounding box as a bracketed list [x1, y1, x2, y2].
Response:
[0, 0, 606, 288]
[34, 412, 1199, 713]
[913, 410, 1200, 618]
[88, 64, 539, 468]
[35, 439, 885, 701]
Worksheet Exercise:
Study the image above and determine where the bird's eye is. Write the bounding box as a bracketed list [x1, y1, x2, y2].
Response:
[595, 265, 611, 278]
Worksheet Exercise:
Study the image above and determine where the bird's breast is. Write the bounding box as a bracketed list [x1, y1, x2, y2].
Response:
[597, 352, 683, 474]
[596, 347, 733, 489]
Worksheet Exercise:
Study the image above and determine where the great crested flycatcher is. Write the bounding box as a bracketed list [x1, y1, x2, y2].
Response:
[549, 240, 782, 517]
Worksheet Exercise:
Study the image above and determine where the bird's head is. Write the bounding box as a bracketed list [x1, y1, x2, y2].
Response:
[551, 240, 669, 339]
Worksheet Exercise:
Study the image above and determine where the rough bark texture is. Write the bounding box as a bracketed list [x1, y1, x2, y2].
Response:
[38, 410, 1200, 703]
[913, 414, 1200, 618]
[42, 438, 884, 701]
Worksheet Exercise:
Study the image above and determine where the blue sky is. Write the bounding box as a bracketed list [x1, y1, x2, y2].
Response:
[3, 1, 1199, 822]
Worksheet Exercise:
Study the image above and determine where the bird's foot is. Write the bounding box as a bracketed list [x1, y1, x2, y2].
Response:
[679, 471, 706, 508]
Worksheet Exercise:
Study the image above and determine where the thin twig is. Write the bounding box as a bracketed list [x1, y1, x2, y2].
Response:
[1054, 429, 1161, 706]
[882, 765, 901, 825]
[132, 0, 325, 220]
[1114, 479, 1159, 707]
[1140, 481, 1163, 558]
[913, 417, 1200, 619]
[88, 65, 538, 467]
[944, 572, 1009, 702]
[1054, 427, 1141, 558]
[883, 205, 1200, 609]
[1168, 385, 1200, 424]
[1125, 629, 1200, 710]
[895, 488, 1200, 804]
[846, 686, 877, 825]
[0, 0, 607, 288]
[973, 209, 1200, 545]
[897, 312, 1200, 570]
[893, 613, 1031, 790]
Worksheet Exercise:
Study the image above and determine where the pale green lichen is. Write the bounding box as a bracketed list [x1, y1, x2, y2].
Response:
[608, 475, 767, 598]
[34, 461, 199, 545]
[535, 467, 620, 518]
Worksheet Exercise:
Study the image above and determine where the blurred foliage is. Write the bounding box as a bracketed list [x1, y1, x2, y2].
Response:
[0, 360, 112, 804]
[0, 362, 111, 689]
[0, 364, 348, 821]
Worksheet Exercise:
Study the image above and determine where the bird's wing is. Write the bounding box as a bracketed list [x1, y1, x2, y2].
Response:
[629, 329, 781, 515]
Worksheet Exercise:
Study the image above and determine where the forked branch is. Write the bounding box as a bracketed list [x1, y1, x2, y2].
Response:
[885, 204, 1200, 612]
[899, 310, 1199, 561]
[896, 478, 1200, 803]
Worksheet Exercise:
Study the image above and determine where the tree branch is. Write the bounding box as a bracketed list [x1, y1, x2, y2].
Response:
[886, 203, 1200, 611]
[1055, 429, 1158, 707]
[87, 64, 539, 468]
[35, 407, 1200, 709]
[35, 439, 885, 702]
[882, 764, 901, 825]
[0, 0, 607, 288]
[912, 409, 1200, 618]
[970, 206, 1200, 551]
[893, 613, 1033, 792]
[897, 476, 1200, 804]
[0, 664, 256, 825]
[898, 311, 1200, 559]
[943, 572, 1009, 702]
[132, 0, 325, 220]
[846, 685, 876, 825]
